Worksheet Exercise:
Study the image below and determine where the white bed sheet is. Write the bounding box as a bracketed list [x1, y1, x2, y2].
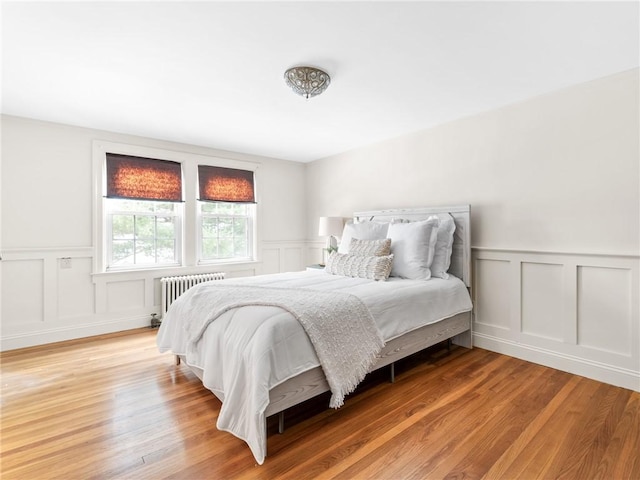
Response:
[157, 270, 472, 464]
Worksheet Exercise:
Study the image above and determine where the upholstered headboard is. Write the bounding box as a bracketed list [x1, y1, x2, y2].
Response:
[353, 205, 471, 288]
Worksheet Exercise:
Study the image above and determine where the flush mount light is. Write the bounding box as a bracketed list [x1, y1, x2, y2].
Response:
[284, 66, 331, 99]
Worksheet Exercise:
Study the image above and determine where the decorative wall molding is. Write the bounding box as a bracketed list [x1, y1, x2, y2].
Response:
[473, 332, 640, 393]
[1, 314, 152, 351]
[472, 246, 639, 259]
[261, 240, 324, 273]
[4, 243, 639, 394]
[472, 247, 639, 391]
[0, 241, 307, 350]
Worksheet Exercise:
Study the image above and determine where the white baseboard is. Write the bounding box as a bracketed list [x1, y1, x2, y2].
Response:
[0, 315, 153, 351]
[473, 332, 640, 392]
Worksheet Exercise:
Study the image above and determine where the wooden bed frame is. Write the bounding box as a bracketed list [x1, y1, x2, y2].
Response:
[180, 205, 472, 439]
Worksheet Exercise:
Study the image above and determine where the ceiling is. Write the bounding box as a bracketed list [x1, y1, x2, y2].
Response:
[2, 1, 638, 163]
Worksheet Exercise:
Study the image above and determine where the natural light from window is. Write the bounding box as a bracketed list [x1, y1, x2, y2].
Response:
[106, 199, 182, 269]
[199, 202, 253, 262]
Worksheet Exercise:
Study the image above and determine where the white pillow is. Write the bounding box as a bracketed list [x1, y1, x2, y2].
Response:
[338, 221, 390, 254]
[386, 216, 440, 280]
[430, 214, 456, 279]
[325, 252, 394, 281]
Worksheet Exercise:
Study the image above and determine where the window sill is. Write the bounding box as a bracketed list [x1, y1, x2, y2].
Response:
[92, 260, 260, 281]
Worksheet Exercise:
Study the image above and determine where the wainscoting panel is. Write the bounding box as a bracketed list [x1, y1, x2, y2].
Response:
[1, 241, 305, 350]
[225, 269, 258, 279]
[4, 244, 638, 392]
[1, 258, 44, 324]
[260, 241, 309, 274]
[283, 247, 303, 273]
[577, 265, 633, 356]
[57, 257, 95, 320]
[260, 248, 281, 275]
[521, 262, 564, 341]
[306, 241, 326, 267]
[106, 279, 145, 313]
[473, 248, 639, 392]
[473, 258, 511, 333]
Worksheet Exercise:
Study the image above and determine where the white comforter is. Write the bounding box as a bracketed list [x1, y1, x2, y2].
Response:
[157, 270, 472, 464]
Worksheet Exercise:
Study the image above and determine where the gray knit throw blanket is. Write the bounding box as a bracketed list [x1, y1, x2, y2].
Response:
[182, 283, 385, 408]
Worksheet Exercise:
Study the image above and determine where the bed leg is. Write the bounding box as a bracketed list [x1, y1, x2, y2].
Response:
[175, 355, 181, 365]
[390, 362, 395, 384]
[447, 338, 452, 352]
[278, 412, 285, 434]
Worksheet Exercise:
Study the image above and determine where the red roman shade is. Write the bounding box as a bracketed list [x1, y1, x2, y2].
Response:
[106, 153, 182, 202]
[198, 165, 256, 203]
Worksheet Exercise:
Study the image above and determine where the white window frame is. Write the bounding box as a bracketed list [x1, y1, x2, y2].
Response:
[105, 199, 184, 270]
[197, 202, 256, 265]
[92, 140, 259, 274]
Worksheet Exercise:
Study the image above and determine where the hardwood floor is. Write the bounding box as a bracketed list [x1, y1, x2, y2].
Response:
[1, 328, 638, 479]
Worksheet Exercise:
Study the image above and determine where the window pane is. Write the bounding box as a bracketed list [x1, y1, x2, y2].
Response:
[135, 240, 156, 263]
[156, 239, 176, 262]
[133, 200, 156, 212]
[201, 202, 218, 214]
[233, 204, 248, 215]
[135, 216, 154, 239]
[218, 238, 233, 257]
[112, 215, 134, 239]
[234, 237, 247, 257]
[112, 240, 134, 265]
[154, 202, 175, 214]
[202, 217, 218, 237]
[218, 218, 233, 237]
[202, 238, 218, 258]
[156, 217, 175, 238]
[233, 218, 247, 237]
[113, 199, 156, 213]
[217, 203, 235, 215]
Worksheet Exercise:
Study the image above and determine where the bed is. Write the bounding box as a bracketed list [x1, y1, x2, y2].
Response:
[157, 205, 472, 464]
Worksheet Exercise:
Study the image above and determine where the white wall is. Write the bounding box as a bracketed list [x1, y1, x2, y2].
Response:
[1, 115, 308, 349]
[2, 70, 638, 391]
[306, 69, 640, 391]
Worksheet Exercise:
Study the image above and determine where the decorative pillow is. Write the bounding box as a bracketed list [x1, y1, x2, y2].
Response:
[348, 238, 392, 257]
[338, 221, 390, 254]
[325, 252, 394, 281]
[431, 214, 456, 279]
[386, 216, 440, 280]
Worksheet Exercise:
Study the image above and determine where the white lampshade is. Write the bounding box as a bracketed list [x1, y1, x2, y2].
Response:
[318, 217, 343, 237]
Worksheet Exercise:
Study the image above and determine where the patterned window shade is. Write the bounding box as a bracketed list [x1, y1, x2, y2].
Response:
[198, 165, 256, 203]
[106, 153, 182, 202]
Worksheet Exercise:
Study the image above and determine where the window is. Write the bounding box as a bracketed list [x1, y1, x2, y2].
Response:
[104, 153, 183, 270]
[93, 140, 259, 273]
[107, 199, 182, 268]
[199, 202, 253, 262]
[197, 165, 256, 264]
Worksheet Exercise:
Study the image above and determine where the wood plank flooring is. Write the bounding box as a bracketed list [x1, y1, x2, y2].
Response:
[1, 328, 638, 479]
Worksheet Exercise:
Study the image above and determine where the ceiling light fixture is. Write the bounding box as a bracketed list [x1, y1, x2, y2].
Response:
[284, 66, 331, 99]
